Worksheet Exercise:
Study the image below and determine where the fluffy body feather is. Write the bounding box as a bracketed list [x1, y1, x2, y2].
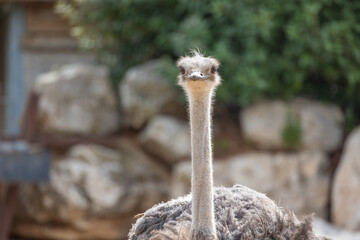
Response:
[128, 185, 329, 240]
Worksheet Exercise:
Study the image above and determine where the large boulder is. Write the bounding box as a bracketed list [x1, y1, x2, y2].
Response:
[332, 126, 360, 231]
[139, 115, 190, 164]
[119, 60, 179, 129]
[240, 98, 343, 152]
[172, 151, 330, 217]
[35, 64, 120, 135]
[14, 143, 169, 240]
[314, 217, 360, 240]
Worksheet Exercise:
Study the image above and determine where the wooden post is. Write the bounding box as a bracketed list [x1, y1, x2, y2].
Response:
[0, 184, 18, 240]
[20, 92, 39, 141]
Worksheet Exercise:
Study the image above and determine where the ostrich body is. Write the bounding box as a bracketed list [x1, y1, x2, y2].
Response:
[128, 51, 330, 240]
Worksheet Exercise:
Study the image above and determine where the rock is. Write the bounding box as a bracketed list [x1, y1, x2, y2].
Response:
[171, 161, 193, 198]
[314, 217, 360, 240]
[172, 151, 330, 217]
[240, 98, 343, 152]
[13, 217, 133, 240]
[332, 126, 360, 231]
[139, 115, 190, 164]
[34, 64, 120, 135]
[14, 143, 169, 240]
[119, 60, 178, 129]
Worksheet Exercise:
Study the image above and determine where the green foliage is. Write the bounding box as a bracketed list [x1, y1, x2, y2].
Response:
[281, 111, 302, 149]
[57, 0, 360, 129]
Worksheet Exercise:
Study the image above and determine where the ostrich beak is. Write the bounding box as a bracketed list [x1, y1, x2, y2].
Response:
[186, 72, 209, 80]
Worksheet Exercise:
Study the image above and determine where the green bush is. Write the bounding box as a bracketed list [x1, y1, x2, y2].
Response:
[57, 0, 360, 130]
[281, 110, 302, 149]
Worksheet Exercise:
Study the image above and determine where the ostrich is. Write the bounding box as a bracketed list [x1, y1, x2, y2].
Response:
[128, 51, 330, 240]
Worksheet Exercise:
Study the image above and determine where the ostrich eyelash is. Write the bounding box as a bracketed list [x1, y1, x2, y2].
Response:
[179, 66, 185, 74]
[211, 66, 217, 74]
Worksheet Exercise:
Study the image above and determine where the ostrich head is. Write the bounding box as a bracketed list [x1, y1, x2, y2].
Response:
[177, 51, 221, 93]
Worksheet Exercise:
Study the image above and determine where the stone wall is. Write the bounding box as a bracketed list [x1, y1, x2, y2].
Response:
[11, 61, 360, 240]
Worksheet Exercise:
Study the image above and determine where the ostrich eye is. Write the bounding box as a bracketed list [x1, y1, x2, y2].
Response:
[179, 66, 185, 75]
[211, 66, 217, 74]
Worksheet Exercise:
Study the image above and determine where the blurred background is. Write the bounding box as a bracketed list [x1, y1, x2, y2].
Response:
[0, 0, 360, 239]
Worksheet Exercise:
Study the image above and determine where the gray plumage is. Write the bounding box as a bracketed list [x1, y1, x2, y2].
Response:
[128, 185, 329, 240]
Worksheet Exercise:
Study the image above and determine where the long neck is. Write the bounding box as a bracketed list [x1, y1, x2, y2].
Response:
[187, 88, 216, 233]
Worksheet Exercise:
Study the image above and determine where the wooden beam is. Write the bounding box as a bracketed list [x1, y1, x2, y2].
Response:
[0, 0, 55, 2]
[32, 134, 121, 149]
